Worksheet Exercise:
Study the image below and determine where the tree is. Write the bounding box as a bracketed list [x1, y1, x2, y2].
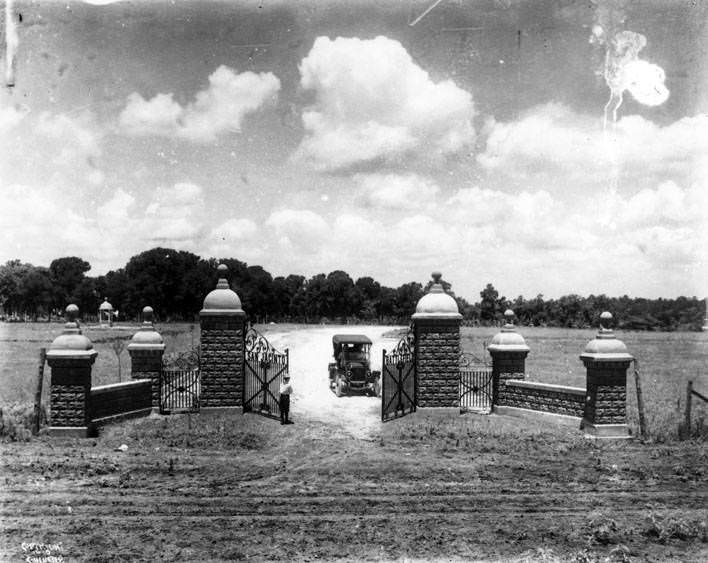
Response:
[0, 260, 31, 316]
[49, 257, 91, 311]
[395, 282, 424, 319]
[479, 283, 500, 323]
[323, 270, 358, 318]
[19, 267, 54, 320]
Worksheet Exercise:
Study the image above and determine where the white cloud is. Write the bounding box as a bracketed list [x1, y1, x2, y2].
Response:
[118, 93, 182, 136]
[478, 104, 708, 190]
[35, 112, 102, 164]
[265, 209, 328, 253]
[295, 36, 475, 171]
[119, 65, 281, 142]
[0, 104, 28, 134]
[355, 173, 439, 210]
[145, 183, 205, 242]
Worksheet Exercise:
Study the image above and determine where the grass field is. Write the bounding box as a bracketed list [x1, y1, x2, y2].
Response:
[1, 322, 707, 561]
[1, 322, 707, 441]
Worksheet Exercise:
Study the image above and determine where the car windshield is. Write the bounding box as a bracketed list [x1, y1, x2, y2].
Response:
[340, 343, 368, 361]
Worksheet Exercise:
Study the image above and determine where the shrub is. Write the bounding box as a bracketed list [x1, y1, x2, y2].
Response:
[0, 402, 47, 441]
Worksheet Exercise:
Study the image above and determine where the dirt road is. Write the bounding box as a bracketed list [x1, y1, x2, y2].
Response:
[266, 325, 399, 439]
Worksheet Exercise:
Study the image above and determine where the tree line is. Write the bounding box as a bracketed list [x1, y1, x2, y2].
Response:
[0, 247, 705, 331]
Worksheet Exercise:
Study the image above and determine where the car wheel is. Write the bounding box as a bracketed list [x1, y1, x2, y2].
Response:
[335, 376, 343, 397]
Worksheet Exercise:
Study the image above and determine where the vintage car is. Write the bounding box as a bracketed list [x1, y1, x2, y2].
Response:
[329, 334, 381, 397]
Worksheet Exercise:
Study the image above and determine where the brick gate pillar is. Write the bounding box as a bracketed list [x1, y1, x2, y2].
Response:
[46, 305, 98, 437]
[127, 306, 165, 408]
[412, 272, 462, 411]
[199, 264, 246, 410]
[488, 310, 530, 409]
[580, 312, 633, 438]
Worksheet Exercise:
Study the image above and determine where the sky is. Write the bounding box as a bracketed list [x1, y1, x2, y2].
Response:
[0, 0, 707, 302]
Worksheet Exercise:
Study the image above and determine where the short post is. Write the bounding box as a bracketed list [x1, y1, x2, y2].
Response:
[46, 305, 98, 438]
[488, 310, 530, 409]
[127, 306, 165, 409]
[199, 264, 246, 410]
[580, 312, 633, 439]
[412, 272, 462, 411]
[32, 348, 46, 435]
[684, 380, 693, 439]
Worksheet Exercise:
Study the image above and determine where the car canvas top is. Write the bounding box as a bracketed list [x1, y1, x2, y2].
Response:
[332, 334, 373, 345]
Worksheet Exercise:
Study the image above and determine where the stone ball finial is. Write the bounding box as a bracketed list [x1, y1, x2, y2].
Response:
[488, 308, 529, 352]
[215, 263, 230, 290]
[48, 304, 95, 354]
[201, 263, 244, 314]
[599, 311, 613, 331]
[129, 305, 164, 349]
[413, 271, 461, 318]
[581, 311, 632, 360]
[65, 304, 79, 323]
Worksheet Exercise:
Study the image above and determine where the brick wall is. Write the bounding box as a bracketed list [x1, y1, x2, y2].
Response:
[130, 349, 163, 407]
[499, 379, 586, 418]
[415, 319, 460, 408]
[584, 361, 628, 424]
[200, 315, 244, 407]
[490, 350, 528, 405]
[49, 360, 92, 428]
[91, 380, 152, 422]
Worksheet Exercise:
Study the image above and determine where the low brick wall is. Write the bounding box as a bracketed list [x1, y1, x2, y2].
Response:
[90, 380, 152, 424]
[499, 380, 586, 418]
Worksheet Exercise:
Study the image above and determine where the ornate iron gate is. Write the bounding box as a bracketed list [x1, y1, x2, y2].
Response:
[381, 328, 416, 422]
[459, 354, 493, 413]
[244, 328, 289, 420]
[159, 368, 200, 414]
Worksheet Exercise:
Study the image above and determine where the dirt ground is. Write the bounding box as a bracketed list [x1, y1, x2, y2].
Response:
[1, 326, 707, 562]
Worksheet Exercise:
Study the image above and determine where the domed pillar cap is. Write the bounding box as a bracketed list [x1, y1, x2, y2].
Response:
[580, 312, 633, 362]
[200, 264, 245, 317]
[47, 305, 97, 359]
[488, 309, 529, 353]
[128, 305, 165, 350]
[412, 272, 462, 319]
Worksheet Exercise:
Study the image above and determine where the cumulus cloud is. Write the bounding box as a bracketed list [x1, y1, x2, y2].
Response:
[478, 104, 708, 189]
[119, 65, 281, 142]
[295, 36, 475, 171]
[0, 104, 28, 134]
[145, 182, 206, 242]
[265, 209, 329, 253]
[355, 173, 439, 210]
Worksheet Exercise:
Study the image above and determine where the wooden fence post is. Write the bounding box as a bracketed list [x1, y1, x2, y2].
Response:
[33, 348, 46, 435]
[684, 380, 693, 439]
[633, 359, 646, 439]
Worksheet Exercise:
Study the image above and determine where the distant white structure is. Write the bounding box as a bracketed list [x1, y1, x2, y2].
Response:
[98, 298, 115, 326]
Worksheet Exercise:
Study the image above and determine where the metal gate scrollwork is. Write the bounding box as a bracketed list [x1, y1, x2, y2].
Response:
[244, 327, 289, 420]
[459, 352, 493, 414]
[381, 324, 416, 422]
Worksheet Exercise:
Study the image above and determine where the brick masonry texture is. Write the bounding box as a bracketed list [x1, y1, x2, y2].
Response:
[583, 361, 630, 425]
[91, 381, 152, 421]
[499, 381, 585, 418]
[130, 349, 163, 407]
[48, 361, 93, 428]
[200, 316, 245, 408]
[490, 350, 528, 406]
[415, 319, 460, 408]
[50, 383, 90, 427]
